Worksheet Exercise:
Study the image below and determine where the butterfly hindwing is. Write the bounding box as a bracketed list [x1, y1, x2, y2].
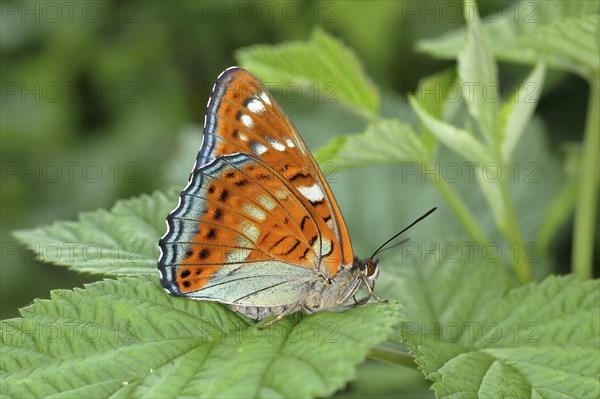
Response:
[159, 153, 341, 302]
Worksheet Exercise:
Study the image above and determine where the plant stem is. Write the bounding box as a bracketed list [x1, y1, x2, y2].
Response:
[498, 168, 532, 284]
[368, 344, 419, 369]
[537, 178, 578, 255]
[428, 164, 490, 244]
[572, 79, 600, 279]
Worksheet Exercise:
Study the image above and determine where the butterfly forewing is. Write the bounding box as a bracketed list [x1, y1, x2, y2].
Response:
[198, 68, 353, 264]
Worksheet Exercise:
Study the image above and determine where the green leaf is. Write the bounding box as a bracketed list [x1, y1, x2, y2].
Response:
[519, 14, 600, 81]
[314, 119, 425, 169]
[417, 0, 599, 65]
[500, 62, 546, 162]
[458, 0, 499, 144]
[384, 257, 600, 398]
[235, 27, 379, 115]
[409, 95, 492, 164]
[0, 276, 402, 398]
[510, 117, 569, 246]
[332, 361, 433, 399]
[414, 69, 459, 121]
[13, 190, 178, 276]
[414, 69, 459, 152]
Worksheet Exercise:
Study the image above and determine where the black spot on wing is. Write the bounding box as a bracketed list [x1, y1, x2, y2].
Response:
[199, 249, 210, 259]
[271, 236, 287, 250]
[299, 247, 310, 259]
[300, 215, 309, 231]
[219, 189, 230, 202]
[261, 232, 271, 243]
[255, 172, 271, 180]
[206, 228, 217, 239]
[289, 172, 312, 182]
[283, 239, 301, 256]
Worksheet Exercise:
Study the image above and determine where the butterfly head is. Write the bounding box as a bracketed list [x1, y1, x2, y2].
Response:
[344, 208, 438, 307]
[356, 257, 380, 281]
[343, 256, 385, 306]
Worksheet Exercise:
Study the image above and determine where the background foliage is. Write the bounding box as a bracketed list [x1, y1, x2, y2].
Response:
[2, 0, 598, 397]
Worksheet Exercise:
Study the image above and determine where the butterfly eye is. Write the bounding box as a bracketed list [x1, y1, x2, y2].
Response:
[364, 259, 378, 277]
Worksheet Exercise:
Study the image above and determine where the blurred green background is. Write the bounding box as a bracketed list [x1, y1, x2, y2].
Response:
[0, 1, 593, 395]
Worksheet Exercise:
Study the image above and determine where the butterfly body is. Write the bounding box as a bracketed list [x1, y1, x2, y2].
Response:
[228, 256, 381, 322]
[158, 67, 383, 327]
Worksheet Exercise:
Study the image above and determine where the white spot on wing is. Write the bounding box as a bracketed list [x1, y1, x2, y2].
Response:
[259, 92, 272, 105]
[240, 221, 260, 242]
[247, 98, 266, 113]
[311, 236, 331, 258]
[258, 195, 276, 210]
[298, 184, 325, 202]
[275, 190, 287, 200]
[267, 137, 285, 151]
[239, 133, 249, 142]
[243, 204, 266, 221]
[227, 249, 251, 263]
[235, 236, 253, 247]
[320, 237, 331, 257]
[240, 114, 253, 128]
[284, 137, 295, 148]
[252, 143, 268, 155]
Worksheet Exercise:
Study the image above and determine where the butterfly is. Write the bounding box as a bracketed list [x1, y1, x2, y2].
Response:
[158, 67, 387, 328]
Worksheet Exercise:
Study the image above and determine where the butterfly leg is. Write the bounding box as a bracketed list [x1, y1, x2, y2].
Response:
[352, 294, 370, 305]
[361, 276, 388, 303]
[256, 304, 302, 330]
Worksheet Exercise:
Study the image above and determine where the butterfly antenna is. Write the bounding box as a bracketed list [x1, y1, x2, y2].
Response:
[369, 207, 437, 259]
[372, 237, 411, 256]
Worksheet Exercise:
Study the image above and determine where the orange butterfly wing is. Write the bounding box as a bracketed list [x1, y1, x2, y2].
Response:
[197, 67, 354, 270]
